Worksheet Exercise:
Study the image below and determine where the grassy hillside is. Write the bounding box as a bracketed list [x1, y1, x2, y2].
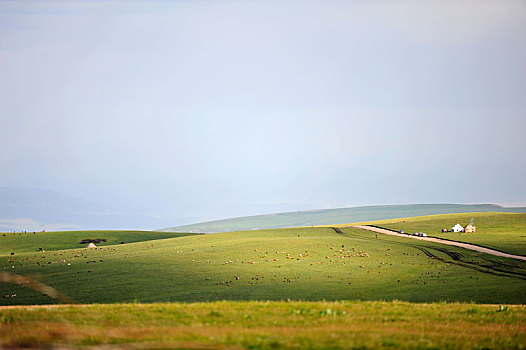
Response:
[1, 225, 525, 306]
[1, 301, 524, 349]
[0, 230, 198, 256]
[355, 212, 526, 256]
[161, 204, 526, 233]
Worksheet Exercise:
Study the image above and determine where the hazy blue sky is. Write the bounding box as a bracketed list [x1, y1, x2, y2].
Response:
[1, 0, 526, 230]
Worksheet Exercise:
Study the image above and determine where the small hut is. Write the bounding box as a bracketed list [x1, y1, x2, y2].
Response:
[452, 224, 464, 233]
[86, 242, 97, 248]
[464, 224, 476, 233]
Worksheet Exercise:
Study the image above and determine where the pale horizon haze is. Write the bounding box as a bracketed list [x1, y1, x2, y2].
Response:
[1, 0, 526, 231]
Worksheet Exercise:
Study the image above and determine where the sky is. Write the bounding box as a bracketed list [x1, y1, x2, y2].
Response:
[1, 0, 526, 230]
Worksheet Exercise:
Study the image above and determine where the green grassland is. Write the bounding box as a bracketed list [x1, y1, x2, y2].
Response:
[163, 204, 526, 233]
[0, 230, 198, 256]
[356, 212, 526, 256]
[1, 225, 525, 306]
[0, 301, 524, 349]
[1, 213, 525, 349]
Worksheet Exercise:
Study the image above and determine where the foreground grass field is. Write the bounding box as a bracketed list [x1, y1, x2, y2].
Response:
[1, 223, 525, 305]
[0, 301, 524, 349]
[355, 212, 526, 256]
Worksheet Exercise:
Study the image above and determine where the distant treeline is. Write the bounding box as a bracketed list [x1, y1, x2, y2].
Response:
[79, 238, 107, 244]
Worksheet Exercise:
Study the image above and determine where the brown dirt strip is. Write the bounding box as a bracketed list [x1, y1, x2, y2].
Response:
[352, 225, 526, 262]
[0, 272, 77, 304]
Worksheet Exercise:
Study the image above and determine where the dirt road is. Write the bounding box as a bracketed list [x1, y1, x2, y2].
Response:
[352, 225, 526, 262]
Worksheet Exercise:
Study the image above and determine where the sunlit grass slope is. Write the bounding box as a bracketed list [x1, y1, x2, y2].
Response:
[0, 230, 198, 256]
[1, 301, 524, 349]
[1, 226, 525, 305]
[350, 212, 526, 256]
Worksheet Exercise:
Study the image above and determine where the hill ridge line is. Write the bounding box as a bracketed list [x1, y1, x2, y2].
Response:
[160, 204, 526, 233]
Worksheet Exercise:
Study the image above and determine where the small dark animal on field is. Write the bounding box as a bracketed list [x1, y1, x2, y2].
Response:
[10, 252, 14, 255]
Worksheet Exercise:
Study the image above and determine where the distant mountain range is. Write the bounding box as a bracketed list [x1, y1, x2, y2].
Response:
[0, 187, 177, 231]
[3, 187, 525, 234]
[160, 204, 526, 233]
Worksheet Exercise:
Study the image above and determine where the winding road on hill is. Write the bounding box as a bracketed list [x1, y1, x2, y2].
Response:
[352, 225, 526, 262]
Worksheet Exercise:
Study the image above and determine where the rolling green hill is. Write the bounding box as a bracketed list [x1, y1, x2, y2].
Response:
[161, 204, 526, 233]
[1, 215, 525, 306]
[0, 230, 199, 256]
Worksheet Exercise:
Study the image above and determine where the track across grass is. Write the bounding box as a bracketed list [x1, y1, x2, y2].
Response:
[352, 225, 526, 261]
[348, 212, 526, 256]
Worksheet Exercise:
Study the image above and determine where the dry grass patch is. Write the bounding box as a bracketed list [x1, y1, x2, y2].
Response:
[0, 301, 524, 349]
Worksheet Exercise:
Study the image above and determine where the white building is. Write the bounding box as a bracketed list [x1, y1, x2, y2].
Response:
[452, 224, 464, 233]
